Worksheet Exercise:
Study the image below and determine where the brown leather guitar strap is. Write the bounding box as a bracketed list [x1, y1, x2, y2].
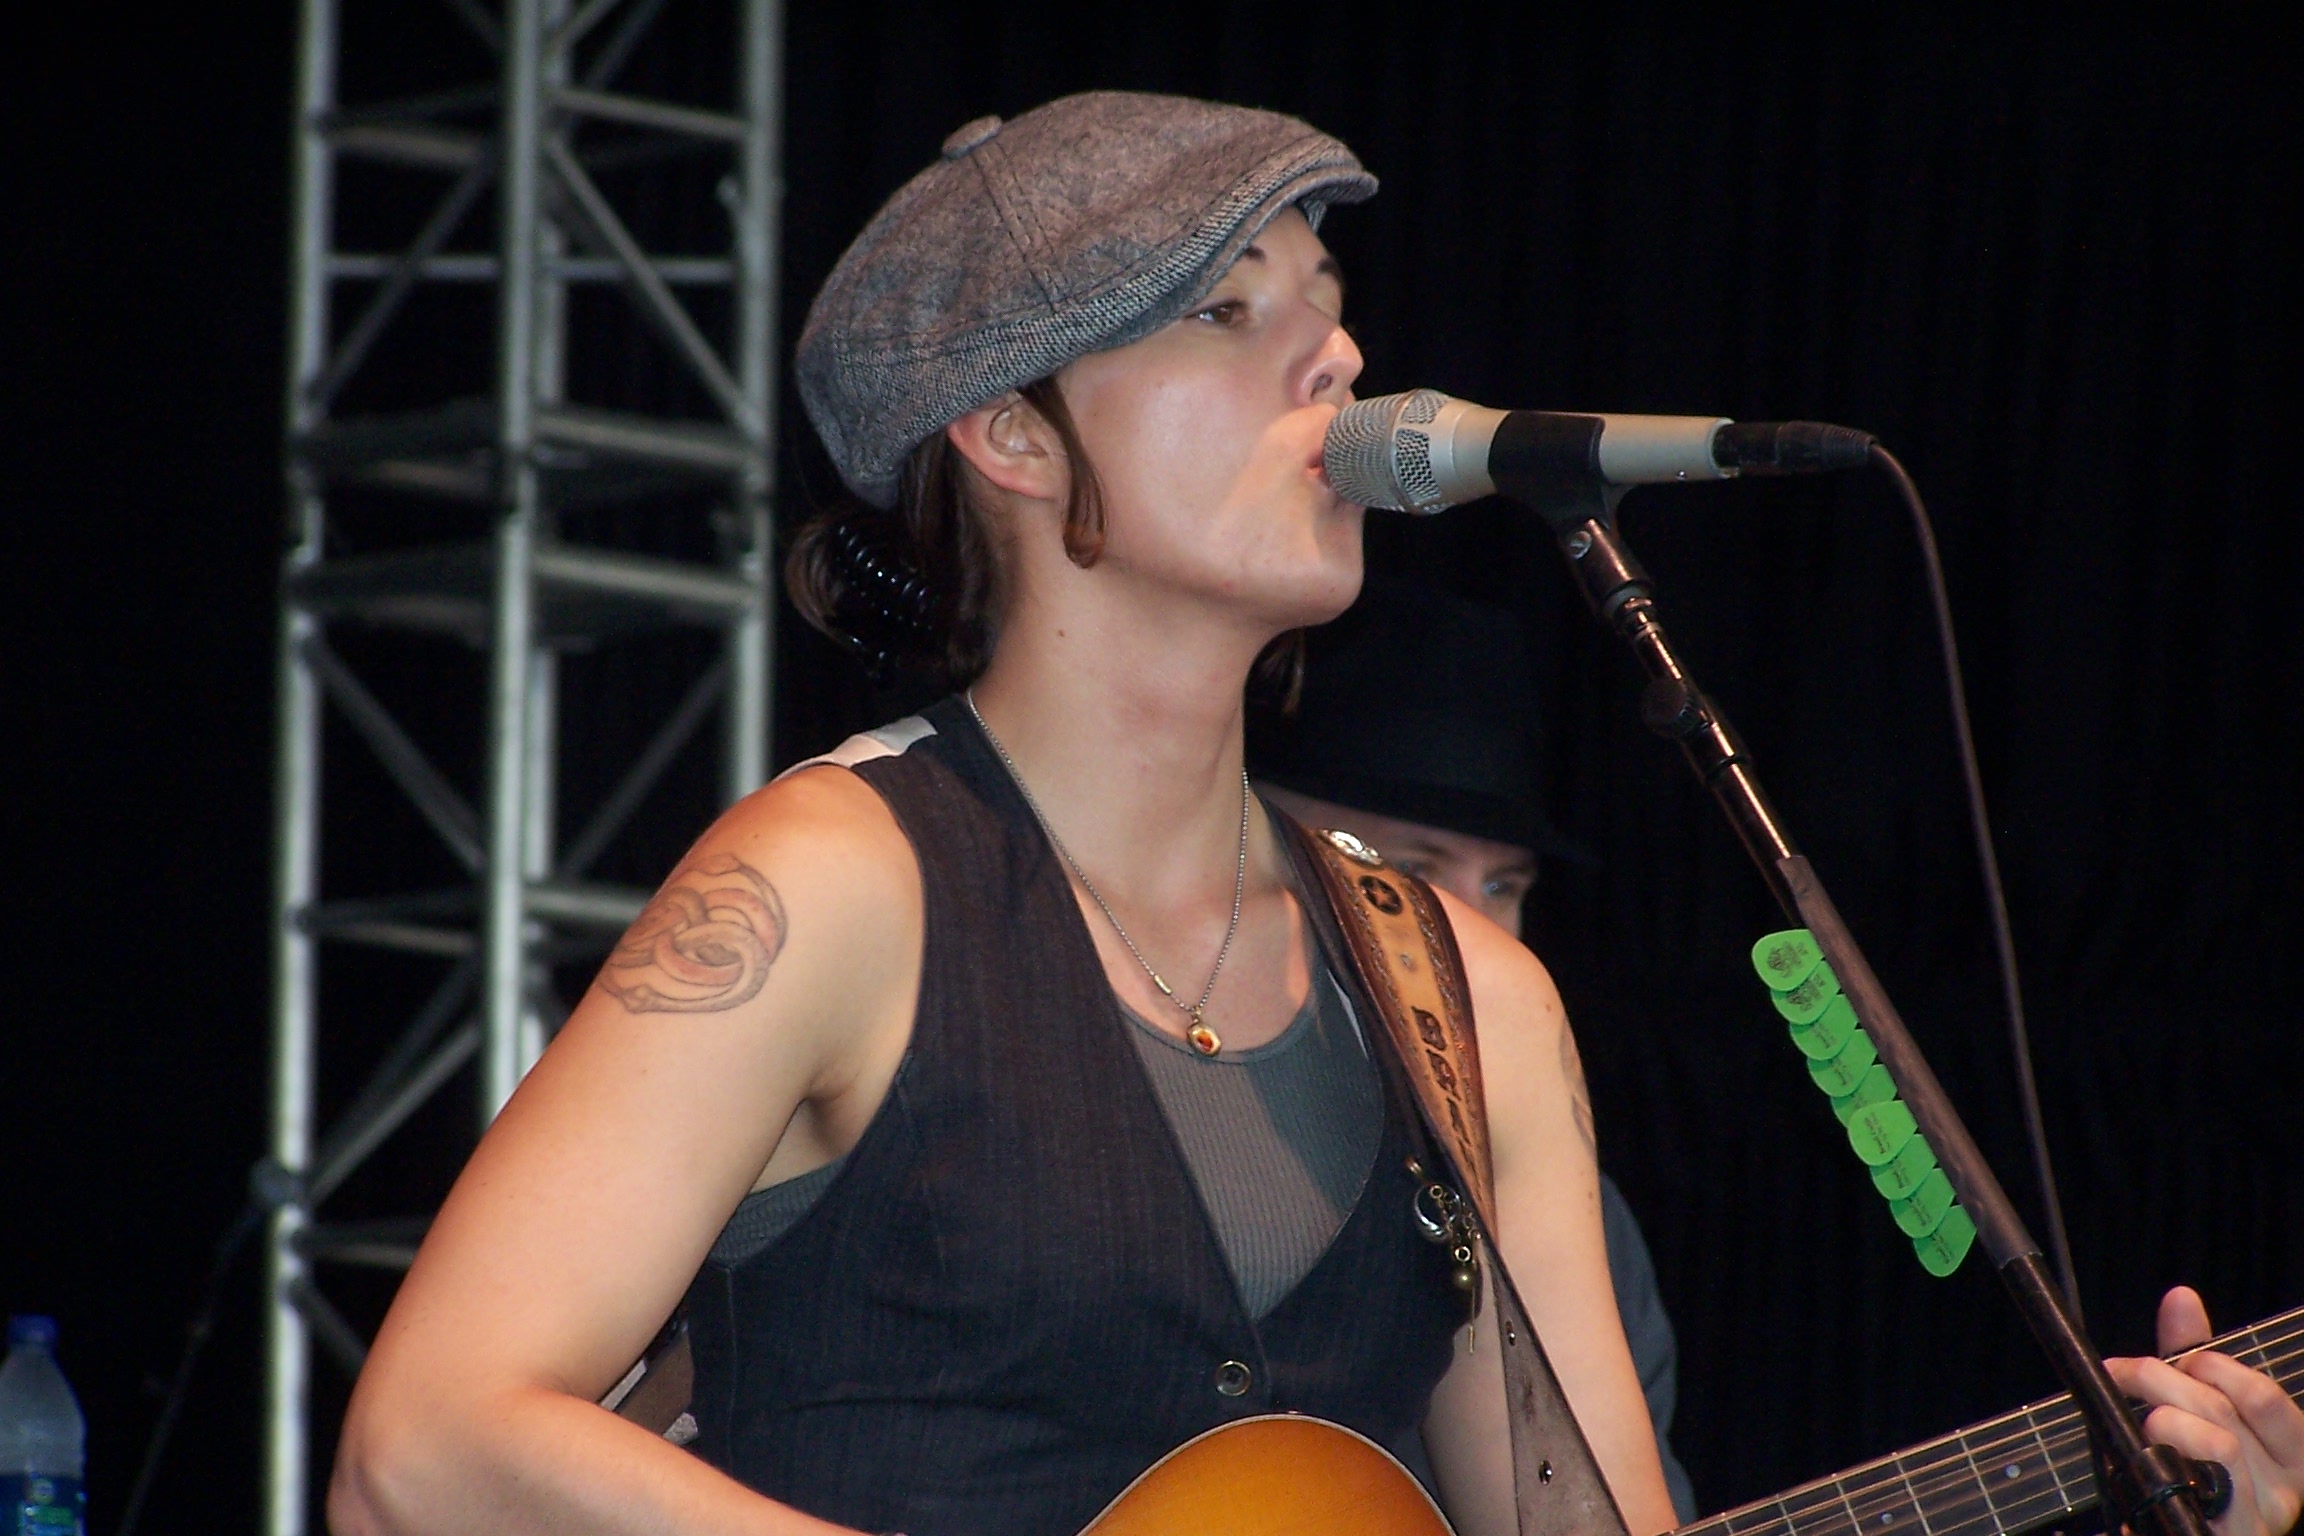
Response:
[1280, 814, 1631, 1536]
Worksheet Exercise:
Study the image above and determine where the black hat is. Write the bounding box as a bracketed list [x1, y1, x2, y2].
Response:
[1251, 578, 1586, 861]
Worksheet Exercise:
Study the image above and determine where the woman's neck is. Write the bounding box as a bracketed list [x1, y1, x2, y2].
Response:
[967, 588, 1278, 913]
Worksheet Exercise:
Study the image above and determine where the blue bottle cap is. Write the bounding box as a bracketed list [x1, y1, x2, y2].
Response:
[7, 1315, 59, 1348]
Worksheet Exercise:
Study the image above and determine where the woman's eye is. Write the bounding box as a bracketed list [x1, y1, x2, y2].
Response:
[1193, 299, 1248, 326]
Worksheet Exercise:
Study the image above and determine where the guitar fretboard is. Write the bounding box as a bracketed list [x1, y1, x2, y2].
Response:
[1679, 1305, 2304, 1536]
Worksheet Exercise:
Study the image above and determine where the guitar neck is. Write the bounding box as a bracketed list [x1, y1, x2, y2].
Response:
[1679, 1305, 2304, 1536]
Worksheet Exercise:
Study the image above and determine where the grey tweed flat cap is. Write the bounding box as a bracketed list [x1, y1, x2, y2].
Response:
[797, 91, 1377, 508]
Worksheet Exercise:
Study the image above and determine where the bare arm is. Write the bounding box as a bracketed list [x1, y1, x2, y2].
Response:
[1420, 889, 1680, 1536]
[328, 766, 921, 1536]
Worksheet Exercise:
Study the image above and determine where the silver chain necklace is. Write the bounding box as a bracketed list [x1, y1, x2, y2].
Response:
[966, 689, 1249, 1056]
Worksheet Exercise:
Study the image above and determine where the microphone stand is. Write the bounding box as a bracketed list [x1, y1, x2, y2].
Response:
[1540, 495, 2216, 1536]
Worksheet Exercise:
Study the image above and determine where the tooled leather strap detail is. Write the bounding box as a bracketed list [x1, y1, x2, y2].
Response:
[1285, 817, 1631, 1536]
[1303, 830, 1495, 1216]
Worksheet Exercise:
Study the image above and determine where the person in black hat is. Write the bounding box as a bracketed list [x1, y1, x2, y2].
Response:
[1250, 577, 1579, 932]
[1253, 577, 1696, 1522]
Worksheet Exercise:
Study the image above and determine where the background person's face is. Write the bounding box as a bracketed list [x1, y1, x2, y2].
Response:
[1260, 788, 1540, 937]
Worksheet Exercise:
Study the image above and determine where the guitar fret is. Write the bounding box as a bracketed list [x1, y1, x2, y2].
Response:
[1778, 1479, 1860, 1536]
[1963, 1415, 2074, 1533]
[2021, 1403, 2077, 1512]
[1833, 1473, 1869, 1536]
[1906, 1441, 2004, 1536]
[1996, 1413, 2078, 1494]
[1721, 1499, 1796, 1536]
[1843, 1458, 1924, 1536]
[1953, 1429, 2002, 1530]
[1909, 1436, 2005, 1536]
[1678, 1306, 2304, 1536]
[1892, 1458, 1937, 1536]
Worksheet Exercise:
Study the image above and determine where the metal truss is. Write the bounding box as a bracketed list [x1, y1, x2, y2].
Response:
[269, 1, 783, 1528]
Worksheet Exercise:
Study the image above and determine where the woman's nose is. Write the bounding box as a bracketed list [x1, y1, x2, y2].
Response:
[1299, 320, 1364, 407]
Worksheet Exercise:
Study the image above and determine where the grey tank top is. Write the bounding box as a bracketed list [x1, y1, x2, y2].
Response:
[710, 960, 1383, 1320]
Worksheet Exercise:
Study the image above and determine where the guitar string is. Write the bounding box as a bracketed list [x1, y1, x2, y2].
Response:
[1853, 1370, 2264, 1528]
[1693, 1310, 2304, 1536]
[1735, 1426, 2095, 1536]
[1727, 1312, 2304, 1536]
[1810, 1376, 2271, 1536]
[1739, 1370, 2294, 1536]
[1709, 1432, 2077, 1536]
[1864, 1312, 2304, 1476]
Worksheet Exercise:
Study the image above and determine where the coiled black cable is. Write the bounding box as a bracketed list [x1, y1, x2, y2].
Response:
[824, 516, 935, 678]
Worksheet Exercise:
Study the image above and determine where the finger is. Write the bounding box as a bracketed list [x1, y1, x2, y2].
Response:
[2109, 1355, 2245, 1432]
[2180, 1352, 2304, 1469]
[2161, 1286, 2215, 1356]
[2142, 1404, 2247, 1467]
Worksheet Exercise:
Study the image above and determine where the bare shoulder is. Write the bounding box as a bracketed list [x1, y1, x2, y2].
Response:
[700, 758, 917, 903]
[1427, 884, 1567, 1043]
[1425, 884, 1593, 1177]
[694, 762, 918, 930]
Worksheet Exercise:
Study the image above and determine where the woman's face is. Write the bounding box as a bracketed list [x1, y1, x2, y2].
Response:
[1054, 206, 1366, 632]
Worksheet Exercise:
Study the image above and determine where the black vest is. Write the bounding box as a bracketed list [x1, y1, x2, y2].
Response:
[684, 696, 1463, 1536]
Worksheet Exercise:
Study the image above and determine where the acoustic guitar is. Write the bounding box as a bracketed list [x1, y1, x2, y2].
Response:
[1079, 1303, 2304, 1536]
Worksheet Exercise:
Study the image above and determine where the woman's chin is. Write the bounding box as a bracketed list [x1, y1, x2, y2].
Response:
[1259, 555, 1362, 632]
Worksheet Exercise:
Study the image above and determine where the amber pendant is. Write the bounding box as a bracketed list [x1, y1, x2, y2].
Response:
[1186, 1013, 1222, 1055]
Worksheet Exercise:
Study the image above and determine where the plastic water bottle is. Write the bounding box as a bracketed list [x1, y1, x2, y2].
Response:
[0, 1317, 84, 1536]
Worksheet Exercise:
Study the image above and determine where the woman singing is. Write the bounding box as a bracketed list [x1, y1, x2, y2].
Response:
[328, 91, 2304, 1536]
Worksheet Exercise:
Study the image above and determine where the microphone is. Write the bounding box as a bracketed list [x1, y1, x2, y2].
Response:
[1324, 388, 1877, 515]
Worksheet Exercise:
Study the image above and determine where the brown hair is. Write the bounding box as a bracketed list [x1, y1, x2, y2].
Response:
[787, 378, 1105, 687]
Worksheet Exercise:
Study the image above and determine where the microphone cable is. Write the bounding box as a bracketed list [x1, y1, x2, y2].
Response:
[1866, 444, 2083, 1318]
[115, 1156, 296, 1536]
[1323, 389, 2084, 1310]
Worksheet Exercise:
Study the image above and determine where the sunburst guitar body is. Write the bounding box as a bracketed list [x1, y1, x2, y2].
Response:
[1082, 1416, 1451, 1536]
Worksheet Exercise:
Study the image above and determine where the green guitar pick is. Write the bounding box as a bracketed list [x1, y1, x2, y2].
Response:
[1913, 1203, 1977, 1276]
[1869, 1129, 1939, 1198]
[1752, 930, 1825, 993]
[1807, 1027, 1878, 1097]
[1772, 963, 1842, 1026]
[1890, 1168, 1957, 1237]
[1789, 994, 1861, 1061]
[1847, 1099, 1918, 1166]
[1833, 1063, 1898, 1126]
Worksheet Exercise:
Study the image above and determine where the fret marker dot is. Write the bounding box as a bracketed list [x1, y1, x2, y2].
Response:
[2004, 1464, 2022, 1480]
[1880, 1516, 1894, 1526]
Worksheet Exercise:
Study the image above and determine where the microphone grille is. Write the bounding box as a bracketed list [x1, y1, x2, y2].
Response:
[1394, 430, 1440, 508]
[1324, 388, 1452, 512]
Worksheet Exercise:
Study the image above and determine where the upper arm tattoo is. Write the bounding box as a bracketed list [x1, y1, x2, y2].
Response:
[601, 852, 787, 1014]
[1559, 1021, 1597, 1160]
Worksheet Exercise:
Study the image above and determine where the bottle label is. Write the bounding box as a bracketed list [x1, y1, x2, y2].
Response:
[0, 1474, 84, 1536]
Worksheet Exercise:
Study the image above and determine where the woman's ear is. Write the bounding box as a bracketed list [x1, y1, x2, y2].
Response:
[945, 393, 1070, 503]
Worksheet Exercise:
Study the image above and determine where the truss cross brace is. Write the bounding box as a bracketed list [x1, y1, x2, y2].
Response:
[268, 3, 784, 1529]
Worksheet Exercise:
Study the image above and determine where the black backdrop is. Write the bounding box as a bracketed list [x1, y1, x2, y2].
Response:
[13, 5, 2302, 1528]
